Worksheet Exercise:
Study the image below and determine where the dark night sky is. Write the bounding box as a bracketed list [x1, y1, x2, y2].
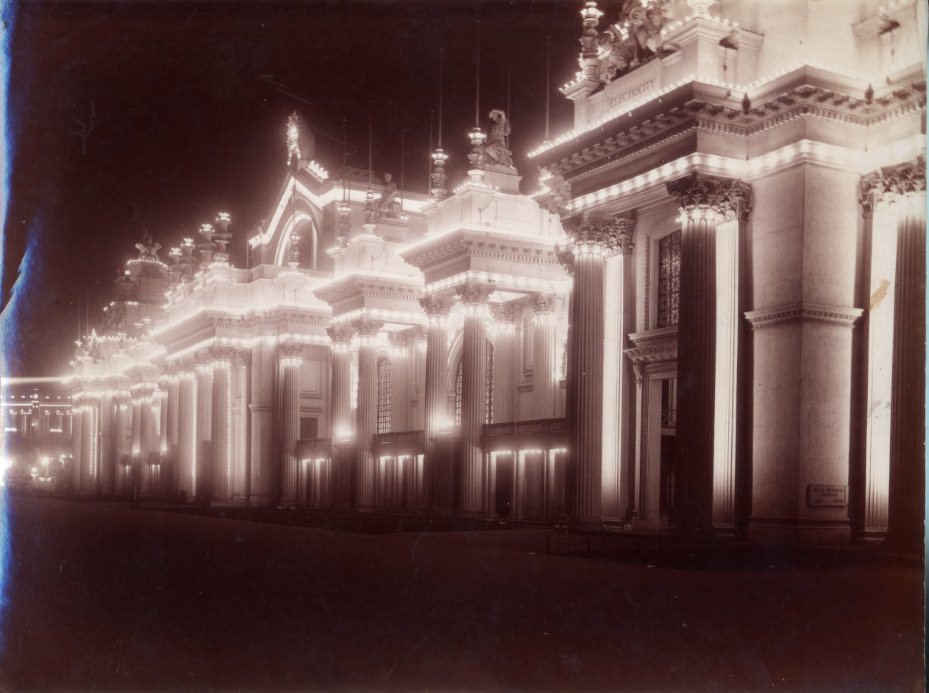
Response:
[3, 0, 582, 377]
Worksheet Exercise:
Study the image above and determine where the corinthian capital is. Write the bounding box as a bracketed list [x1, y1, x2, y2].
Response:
[528, 293, 557, 315]
[860, 156, 926, 211]
[420, 293, 456, 319]
[564, 213, 635, 255]
[456, 281, 494, 307]
[351, 318, 383, 339]
[666, 174, 752, 223]
[327, 323, 355, 346]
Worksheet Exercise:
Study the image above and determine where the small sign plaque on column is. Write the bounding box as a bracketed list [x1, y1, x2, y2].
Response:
[807, 484, 848, 507]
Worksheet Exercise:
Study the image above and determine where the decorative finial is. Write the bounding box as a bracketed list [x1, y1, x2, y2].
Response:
[213, 212, 232, 264]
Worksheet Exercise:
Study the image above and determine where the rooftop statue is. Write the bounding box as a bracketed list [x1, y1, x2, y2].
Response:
[483, 109, 514, 169]
[376, 172, 401, 219]
[134, 230, 162, 260]
[595, 0, 673, 82]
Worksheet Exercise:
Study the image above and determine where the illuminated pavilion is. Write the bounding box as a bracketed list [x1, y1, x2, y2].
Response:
[67, 0, 926, 547]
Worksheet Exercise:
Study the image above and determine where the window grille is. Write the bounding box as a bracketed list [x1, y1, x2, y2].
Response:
[376, 357, 391, 434]
[455, 360, 463, 427]
[657, 230, 681, 328]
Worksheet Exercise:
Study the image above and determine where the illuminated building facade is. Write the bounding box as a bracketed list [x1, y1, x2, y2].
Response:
[1, 382, 74, 489]
[67, 0, 925, 546]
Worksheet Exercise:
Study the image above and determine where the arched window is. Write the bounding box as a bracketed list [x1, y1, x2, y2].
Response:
[376, 357, 391, 434]
[657, 230, 681, 328]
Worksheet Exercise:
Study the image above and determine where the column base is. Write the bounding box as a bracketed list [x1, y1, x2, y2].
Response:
[749, 517, 851, 547]
[246, 493, 275, 507]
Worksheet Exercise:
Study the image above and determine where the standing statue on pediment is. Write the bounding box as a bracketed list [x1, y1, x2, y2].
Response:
[134, 230, 161, 260]
[483, 109, 514, 169]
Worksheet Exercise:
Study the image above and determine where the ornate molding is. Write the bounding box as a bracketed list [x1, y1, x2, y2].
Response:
[859, 156, 926, 211]
[420, 293, 456, 319]
[666, 174, 752, 222]
[528, 293, 557, 315]
[456, 281, 494, 307]
[564, 213, 635, 255]
[326, 324, 355, 345]
[351, 318, 384, 339]
[745, 303, 863, 329]
[490, 302, 518, 324]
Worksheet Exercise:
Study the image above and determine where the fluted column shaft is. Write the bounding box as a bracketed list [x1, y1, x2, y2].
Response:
[531, 295, 558, 420]
[674, 213, 717, 529]
[98, 393, 115, 495]
[567, 247, 606, 524]
[211, 361, 232, 501]
[458, 283, 492, 516]
[887, 192, 926, 549]
[83, 399, 97, 493]
[354, 321, 382, 510]
[422, 295, 454, 512]
[139, 392, 156, 495]
[667, 175, 751, 532]
[328, 327, 354, 443]
[491, 305, 517, 424]
[177, 373, 197, 499]
[195, 365, 213, 500]
[279, 351, 302, 506]
[71, 407, 83, 491]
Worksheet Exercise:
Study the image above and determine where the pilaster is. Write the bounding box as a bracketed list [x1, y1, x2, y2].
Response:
[421, 293, 456, 512]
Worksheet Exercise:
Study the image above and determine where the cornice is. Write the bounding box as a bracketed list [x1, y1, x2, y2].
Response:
[745, 303, 863, 329]
[542, 74, 926, 183]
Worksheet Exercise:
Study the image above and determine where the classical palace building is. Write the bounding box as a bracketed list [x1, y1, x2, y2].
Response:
[67, 0, 926, 547]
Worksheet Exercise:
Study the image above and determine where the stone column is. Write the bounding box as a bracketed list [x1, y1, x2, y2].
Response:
[859, 160, 928, 549]
[80, 398, 96, 494]
[177, 371, 196, 500]
[666, 174, 751, 532]
[249, 343, 276, 506]
[327, 325, 355, 443]
[530, 293, 558, 420]
[602, 228, 635, 522]
[211, 356, 232, 502]
[164, 374, 180, 495]
[98, 393, 115, 496]
[563, 215, 632, 525]
[115, 397, 131, 495]
[421, 294, 455, 511]
[195, 362, 213, 501]
[279, 346, 303, 506]
[457, 282, 493, 517]
[139, 388, 156, 496]
[71, 405, 83, 492]
[887, 190, 926, 550]
[491, 304, 518, 424]
[354, 319, 383, 511]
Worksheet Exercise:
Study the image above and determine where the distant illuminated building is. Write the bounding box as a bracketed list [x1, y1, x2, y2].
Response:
[66, 0, 925, 548]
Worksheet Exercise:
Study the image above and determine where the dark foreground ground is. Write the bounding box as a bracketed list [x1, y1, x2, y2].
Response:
[0, 495, 923, 691]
